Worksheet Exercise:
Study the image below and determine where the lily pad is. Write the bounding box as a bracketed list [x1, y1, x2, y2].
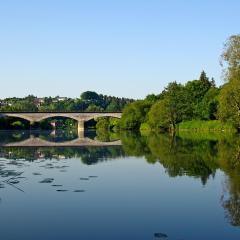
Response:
[39, 178, 54, 183]
[154, 232, 168, 238]
[8, 179, 20, 184]
[33, 172, 42, 176]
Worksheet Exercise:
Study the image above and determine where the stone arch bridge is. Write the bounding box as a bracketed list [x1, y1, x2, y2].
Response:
[0, 112, 122, 133]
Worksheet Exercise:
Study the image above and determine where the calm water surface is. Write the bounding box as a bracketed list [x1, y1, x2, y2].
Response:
[0, 130, 240, 240]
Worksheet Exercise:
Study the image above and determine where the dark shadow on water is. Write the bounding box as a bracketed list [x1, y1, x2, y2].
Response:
[0, 130, 30, 144]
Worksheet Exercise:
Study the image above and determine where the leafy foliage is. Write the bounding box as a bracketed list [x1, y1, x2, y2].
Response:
[120, 100, 152, 130]
[0, 91, 133, 113]
[147, 82, 187, 131]
[218, 35, 240, 129]
[119, 69, 222, 132]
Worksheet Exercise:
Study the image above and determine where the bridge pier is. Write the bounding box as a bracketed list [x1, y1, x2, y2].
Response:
[77, 120, 85, 138]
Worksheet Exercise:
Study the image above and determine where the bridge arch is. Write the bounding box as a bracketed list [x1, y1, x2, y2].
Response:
[36, 114, 80, 123]
[0, 113, 33, 123]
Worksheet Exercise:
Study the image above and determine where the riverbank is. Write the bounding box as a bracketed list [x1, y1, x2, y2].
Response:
[177, 120, 236, 132]
[138, 120, 237, 137]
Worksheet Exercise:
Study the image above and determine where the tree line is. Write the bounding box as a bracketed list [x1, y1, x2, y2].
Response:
[0, 91, 134, 112]
[120, 35, 240, 132]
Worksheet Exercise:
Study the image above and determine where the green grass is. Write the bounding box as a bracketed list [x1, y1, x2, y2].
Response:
[177, 130, 236, 141]
[177, 120, 237, 141]
[178, 120, 235, 132]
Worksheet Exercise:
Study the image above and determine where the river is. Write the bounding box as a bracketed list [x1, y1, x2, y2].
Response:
[0, 130, 240, 239]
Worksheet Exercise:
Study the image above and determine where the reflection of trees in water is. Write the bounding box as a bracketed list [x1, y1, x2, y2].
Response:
[121, 131, 218, 184]
[121, 131, 152, 158]
[0, 147, 38, 161]
[222, 176, 240, 226]
[0, 131, 30, 144]
[0, 146, 125, 164]
[217, 138, 240, 227]
[0, 130, 79, 144]
[147, 134, 218, 185]
[95, 129, 120, 142]
[121, 131, 240, 227]
[0, 146, 126, 200]
[78, 147, 125, 165]
[39, 129, 78, 142]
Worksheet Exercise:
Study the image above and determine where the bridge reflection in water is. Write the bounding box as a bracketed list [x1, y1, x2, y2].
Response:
[0, 130, 121, 147]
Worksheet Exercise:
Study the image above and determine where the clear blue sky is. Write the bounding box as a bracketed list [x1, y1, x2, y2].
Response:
[0, 0, 239, 99]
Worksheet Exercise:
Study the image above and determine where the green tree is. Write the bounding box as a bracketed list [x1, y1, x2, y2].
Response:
[86, 104, 104, 112]
[147, 98, 171, 130]
[96, 117, 110, 130]
[6, 100, 38, 112]
[106, 99, 119, 112]
[184, 71, 213, 120]
[219, 35, 240, 129]
[219, 83, 240, 128]
[144, 94, 160, 104]
[147, 82, 186, 132]
[221, 35, 240, 81]
[199, 70, 212, 89]
[81, 91, 100, 102]
[197, 87, 220, 120]
[120, 100, 151, 130]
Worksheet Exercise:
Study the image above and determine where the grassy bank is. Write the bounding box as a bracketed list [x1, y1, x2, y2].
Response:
[177, 130, 236, 141]
[178, 120, 236, 132]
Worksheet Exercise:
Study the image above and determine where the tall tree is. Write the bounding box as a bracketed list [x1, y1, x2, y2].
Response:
[219, 35, 240, 129]
[120, 100, 151, 130]
[147, 82, 186, 132]
[184, 71, 213, 120]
